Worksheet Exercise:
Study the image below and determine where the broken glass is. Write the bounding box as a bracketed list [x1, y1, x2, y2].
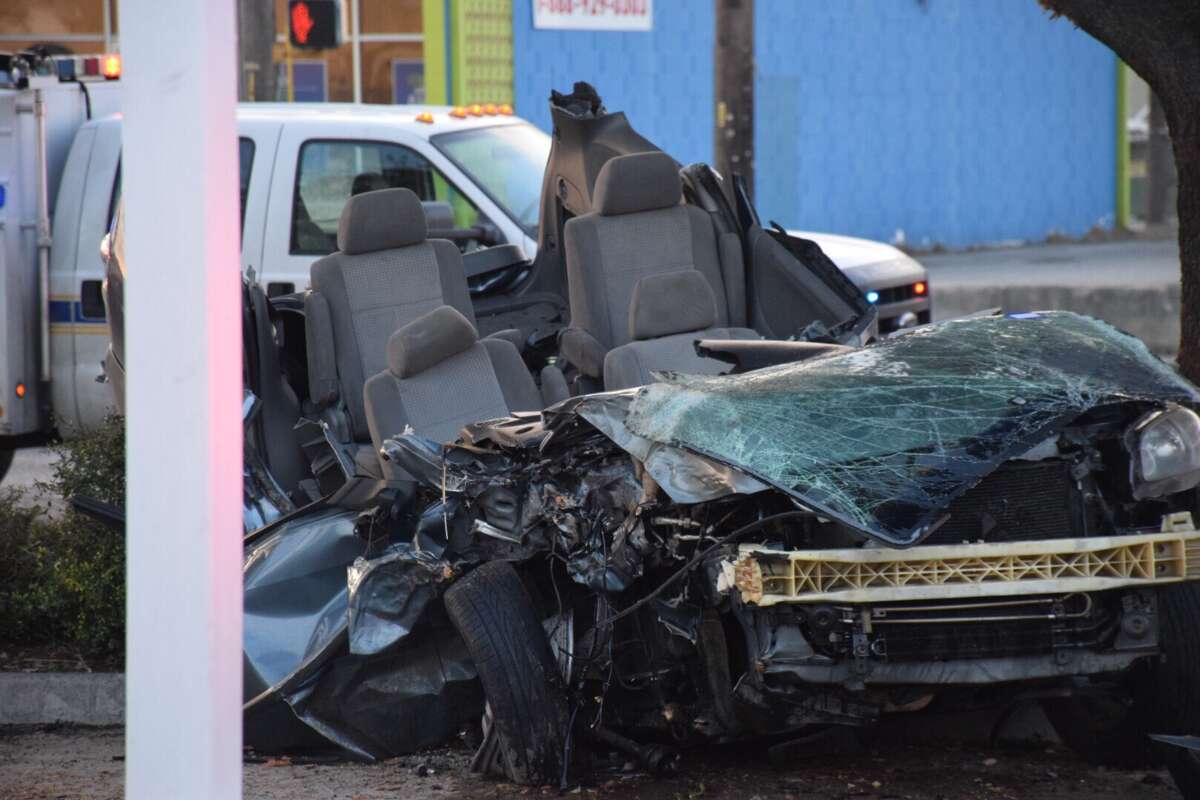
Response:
[620, 312, 1200, 544]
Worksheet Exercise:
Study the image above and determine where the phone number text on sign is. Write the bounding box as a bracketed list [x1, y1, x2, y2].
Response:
[533, 0, 653, 31]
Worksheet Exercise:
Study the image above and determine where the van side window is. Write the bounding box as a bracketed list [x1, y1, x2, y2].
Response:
[107, 162, 122, 236]
[290, 139, 484, 255]
[239, 137, 255, 232]
[111, 138, 255, 239]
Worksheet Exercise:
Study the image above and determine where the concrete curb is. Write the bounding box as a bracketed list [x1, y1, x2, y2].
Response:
[0, 672, 124, 726]
[933, 283, 1180, 355]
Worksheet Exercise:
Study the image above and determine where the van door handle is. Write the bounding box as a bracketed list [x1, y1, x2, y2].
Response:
[80, 280, 107, 320]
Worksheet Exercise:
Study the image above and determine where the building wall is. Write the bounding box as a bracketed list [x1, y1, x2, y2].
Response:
[511, 0, 714, 168]
[0, 0, 117, 54]
[755, 1, 1116, 247]
[511, 1, 1115, 248]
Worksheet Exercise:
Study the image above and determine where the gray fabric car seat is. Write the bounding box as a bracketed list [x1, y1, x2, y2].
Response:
[305, 187, 476, 476]
[604, 270, 759, 390]
[364, 306, 541, 475]
[562, 151, 748, 380]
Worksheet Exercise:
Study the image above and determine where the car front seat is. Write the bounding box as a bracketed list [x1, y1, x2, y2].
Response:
[363, 305, 541, 477]
[603, 270, 759, 390]
[305, 187, 477, 478]
[561, 151, 749, 383]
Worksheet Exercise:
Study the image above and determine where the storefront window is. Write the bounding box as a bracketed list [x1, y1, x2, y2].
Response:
[292, 62, 327, 102]
[392, 60, 425, 104]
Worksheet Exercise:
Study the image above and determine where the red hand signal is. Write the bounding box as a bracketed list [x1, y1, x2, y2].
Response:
[291, 1, 315, 45]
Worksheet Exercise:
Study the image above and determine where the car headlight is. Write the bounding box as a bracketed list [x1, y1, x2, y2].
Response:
[1127, 404, 1200, 499]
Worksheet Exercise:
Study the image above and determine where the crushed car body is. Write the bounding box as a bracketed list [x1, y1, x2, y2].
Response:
[243, 308, 1200, 775]
[103, 82, 1200, 788]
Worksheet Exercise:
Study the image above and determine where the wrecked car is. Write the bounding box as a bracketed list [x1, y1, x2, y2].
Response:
[104, 83, 1200, 791]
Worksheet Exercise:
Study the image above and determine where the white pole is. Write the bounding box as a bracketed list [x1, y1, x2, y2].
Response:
[120, 0, 243, 797]
[351, 0, 363, 103]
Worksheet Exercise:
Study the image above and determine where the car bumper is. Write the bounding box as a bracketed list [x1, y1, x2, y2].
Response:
[720, 521, 1200, 606]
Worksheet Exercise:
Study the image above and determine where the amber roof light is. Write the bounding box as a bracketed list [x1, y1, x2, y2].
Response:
[102, 53, 121, 79]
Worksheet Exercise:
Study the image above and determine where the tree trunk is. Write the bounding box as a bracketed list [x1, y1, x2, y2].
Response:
[1147, 92, 1174, 225]
[1038, 0, 1200, 383]
[1171, 100, 1200, 381]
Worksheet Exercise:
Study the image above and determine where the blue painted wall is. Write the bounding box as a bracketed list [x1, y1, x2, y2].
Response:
[755, 2, 1116, 247]
[511, 1, 714, 168]
[511, 2, 1116, 248]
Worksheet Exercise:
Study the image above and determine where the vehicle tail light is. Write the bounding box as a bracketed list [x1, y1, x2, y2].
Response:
[83, 57, 100, 76]
[914, 281, 927, 296]
[15, 382, 26, 399]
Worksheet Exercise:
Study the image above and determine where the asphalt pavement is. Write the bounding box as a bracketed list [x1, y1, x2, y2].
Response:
[0, 724, 1181, 800]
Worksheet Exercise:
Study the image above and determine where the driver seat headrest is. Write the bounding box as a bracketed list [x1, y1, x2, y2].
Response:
[338, 187, 428, 254]
[593, 151, 682, 216]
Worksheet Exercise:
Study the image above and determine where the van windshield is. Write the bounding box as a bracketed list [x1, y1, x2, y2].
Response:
[432, 123, 551, 237]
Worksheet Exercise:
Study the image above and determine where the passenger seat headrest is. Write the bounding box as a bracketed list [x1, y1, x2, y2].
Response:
[338, 187, 428, 255]
[629, 270, 717, 341]
[594, 152, 682, 216]
[421, 201, 455, 233]
[388, 305, 479, 378]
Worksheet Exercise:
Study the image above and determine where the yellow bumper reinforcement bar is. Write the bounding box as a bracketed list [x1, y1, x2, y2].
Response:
[719, 513, 1200, 606]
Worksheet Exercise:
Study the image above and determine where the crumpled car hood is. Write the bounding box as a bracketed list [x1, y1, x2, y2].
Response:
[579, 312, 1200, 545]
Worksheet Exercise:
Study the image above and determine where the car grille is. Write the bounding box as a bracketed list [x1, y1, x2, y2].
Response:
[877, 615, 1109, 661]
[925, 460, 1077, 545]
[875, 284, 919, 305]
[870, 595, 1112, 662]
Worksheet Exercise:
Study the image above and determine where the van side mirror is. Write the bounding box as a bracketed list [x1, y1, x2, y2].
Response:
[477, 221, 502, 246]
[99, 232, 112, 264]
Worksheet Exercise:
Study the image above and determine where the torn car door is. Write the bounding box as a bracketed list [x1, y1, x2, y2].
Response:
[733, 176, 876, 344]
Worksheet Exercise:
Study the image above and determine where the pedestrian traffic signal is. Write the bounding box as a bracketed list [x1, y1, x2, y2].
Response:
[289, 0, 340, 49]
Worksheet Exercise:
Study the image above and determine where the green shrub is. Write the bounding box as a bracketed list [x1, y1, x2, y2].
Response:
[0, 414, 126, 665]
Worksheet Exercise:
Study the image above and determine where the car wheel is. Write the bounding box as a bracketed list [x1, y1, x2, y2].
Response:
[444, 561, 572, 786]
[1041, 688, 1155, 768]
[1144, 582, 1200, 797]
[1166, 750, 1200, 800]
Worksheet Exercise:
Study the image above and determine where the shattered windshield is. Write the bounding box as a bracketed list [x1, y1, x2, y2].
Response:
[620, 312, 1200, 544]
